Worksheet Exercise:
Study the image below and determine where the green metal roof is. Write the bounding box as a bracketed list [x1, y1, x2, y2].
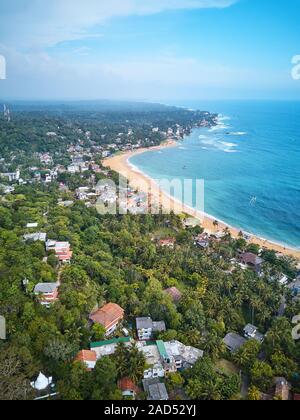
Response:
[90, 337, 131, 349]
[156, 340, 169, 360]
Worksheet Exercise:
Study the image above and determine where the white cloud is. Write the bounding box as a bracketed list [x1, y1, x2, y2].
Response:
[1, 0, 238, 49]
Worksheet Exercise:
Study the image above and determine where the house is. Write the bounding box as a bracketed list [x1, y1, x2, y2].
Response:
[164, 340, 204, 370]
[76, 187, 90, 200]
[275, 377, 291, 400]
[158, 238, 176, 249]
[239, 253, 264, 274]
[142, 378, 169, 401]
[138, 340, 203, 379]
[194, 232, 210, 249]
[243, 324, 264, 343]
[54, 242, 73, 263]
[90, 303, 124, 336]
[75, 350, 97, 371]
[34, 283, 59, 305]
[67, 164, 80, 174]
[40, 153, 53, 165]
[223, 333, 247, 353]
[287, 278, 300, 295]
[164, 287, 182, 303]
[136, 317, 166, 341]
[24, 232, 47, 243]
[278, 274, 289, 286]
[0, 185, 15, 194]
[90, 337, 132, 360]
[1, 170, 20, 182]
[26, 223, 39, 229]
[118, 378, 139, 399]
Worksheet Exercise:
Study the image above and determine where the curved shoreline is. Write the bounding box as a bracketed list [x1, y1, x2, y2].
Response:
[103, 141, 300, 260]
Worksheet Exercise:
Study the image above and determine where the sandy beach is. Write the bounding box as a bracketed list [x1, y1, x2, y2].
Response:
[103, 141, 300, 260]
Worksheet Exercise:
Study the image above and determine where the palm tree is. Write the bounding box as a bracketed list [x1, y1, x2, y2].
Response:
[114, 342, 129, 378]
[213, 220, 219, 233]
[128, 343, 146, 383]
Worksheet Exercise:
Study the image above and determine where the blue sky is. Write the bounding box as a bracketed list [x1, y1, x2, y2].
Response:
[0, 0, 300, 100]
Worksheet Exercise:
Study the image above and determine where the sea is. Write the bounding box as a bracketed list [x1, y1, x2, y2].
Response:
[130, 100, 300, 250]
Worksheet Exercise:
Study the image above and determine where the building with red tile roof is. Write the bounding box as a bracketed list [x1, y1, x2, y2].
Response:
[89, 303, 124, 336]
[75, 350, 97, 371]
[118, 377, 139, 399]
[164, 287, 182, 303]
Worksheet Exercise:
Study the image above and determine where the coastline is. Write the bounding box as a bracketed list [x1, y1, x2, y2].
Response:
[103, 140, 300, 260]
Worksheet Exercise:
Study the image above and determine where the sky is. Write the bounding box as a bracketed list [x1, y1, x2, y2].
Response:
[0, 0, 300, 101]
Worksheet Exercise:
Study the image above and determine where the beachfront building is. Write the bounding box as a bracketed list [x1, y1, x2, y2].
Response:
[89, 303, 124, 336]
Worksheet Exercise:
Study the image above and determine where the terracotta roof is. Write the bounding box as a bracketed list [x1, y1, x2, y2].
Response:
[118, 377, 139, 393]
[158, 238, 176, 246]
[165, 287, 182, 302]
[90, 303, 124, 329]
[76, 350, 97, 362]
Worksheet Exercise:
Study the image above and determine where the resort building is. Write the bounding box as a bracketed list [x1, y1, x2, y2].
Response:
[90, 303, 124, 336]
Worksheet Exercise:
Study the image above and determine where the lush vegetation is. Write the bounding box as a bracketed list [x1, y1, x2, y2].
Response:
[0, 103, 299, 400]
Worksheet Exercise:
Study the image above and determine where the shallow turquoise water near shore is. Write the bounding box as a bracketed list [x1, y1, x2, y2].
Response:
[130, 100, 300, 249]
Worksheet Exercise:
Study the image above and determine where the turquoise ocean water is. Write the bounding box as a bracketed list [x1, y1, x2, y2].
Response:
[130, 101, 300, 249]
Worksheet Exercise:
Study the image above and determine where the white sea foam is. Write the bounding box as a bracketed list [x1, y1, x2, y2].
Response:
[209, 123, 230, 132]
[218, 115, 231, 122]
[228, 132, 247, 136]
[200, 137, 239, 153]
[220, 141, 238, 148]
[223, 149, 238, 153]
